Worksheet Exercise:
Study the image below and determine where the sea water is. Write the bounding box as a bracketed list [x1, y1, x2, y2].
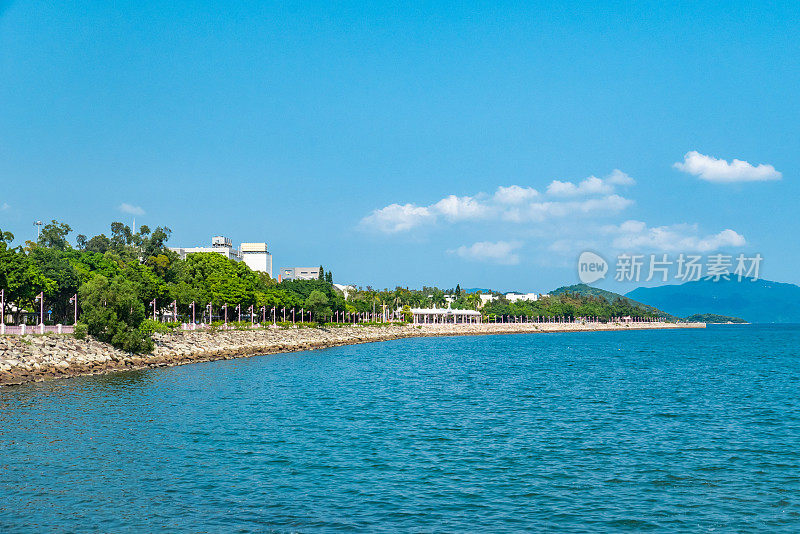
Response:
[1, 324, 799, 532]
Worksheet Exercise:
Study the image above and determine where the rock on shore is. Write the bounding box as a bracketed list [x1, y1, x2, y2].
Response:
[0, 322, 704, 386]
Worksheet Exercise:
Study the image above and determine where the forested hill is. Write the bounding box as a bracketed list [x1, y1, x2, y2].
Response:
[550, 284, 673, 318]
[684, 314, 747, 323]
[626, 278, 800, 323]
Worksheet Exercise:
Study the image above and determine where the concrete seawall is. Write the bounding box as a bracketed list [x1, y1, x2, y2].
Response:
[0, 322, 705, 387]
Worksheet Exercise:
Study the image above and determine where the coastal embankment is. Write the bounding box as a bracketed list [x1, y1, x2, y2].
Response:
[0, 321, 704, 386]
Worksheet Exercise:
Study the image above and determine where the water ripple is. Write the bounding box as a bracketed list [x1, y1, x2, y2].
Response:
[1, 324, 799, 532]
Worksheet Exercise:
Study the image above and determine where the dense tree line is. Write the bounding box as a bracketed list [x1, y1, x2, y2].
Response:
[336, 283, 660, 321]
[0, 221, 346, 351]
[479, 292, 660, 321]
[1, 220, 660, 352]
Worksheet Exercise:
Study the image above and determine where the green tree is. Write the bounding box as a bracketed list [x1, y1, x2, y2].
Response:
[78, 274, 153, 352]
[305, 289, 330, 323]
[140, 226, 172, 259]
[38, 220, 72, 250]
[109, 222, 133, 250]
[28, 247, 80, 323]
[85, 234, 111, 253]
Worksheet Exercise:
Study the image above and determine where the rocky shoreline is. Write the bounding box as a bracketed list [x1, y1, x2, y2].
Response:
[0, 321, 704, 387]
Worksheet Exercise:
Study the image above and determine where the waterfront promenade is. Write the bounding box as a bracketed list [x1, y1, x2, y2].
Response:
[0, 321, 704, 386]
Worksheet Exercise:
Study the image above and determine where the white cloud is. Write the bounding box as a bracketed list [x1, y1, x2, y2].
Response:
[432, 195, 489, 221]
[674, 151, 781, 183]
[493, 185, 539, 204]
[118, 203, 145, 215]
[505, 194, 634, 222]
[606, 169, 636, 186]
[451, 240, 522, 265]
[359, 169, 636, 234]
[547, 176, 611, 197]
[0, 202, 9, 211]
[602, 220, 746, 252]
[545, 169, 636, 197]
[359, 203, 435, 233]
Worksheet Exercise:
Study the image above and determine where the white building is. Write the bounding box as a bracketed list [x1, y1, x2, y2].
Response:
[281, 267, 320, 281]
[333, 283, 356, 300]
[241, 243, 273, 277]
[479, 294, 497, 306]
[170, 236, 273, 276]
[504, 292, 540, 303]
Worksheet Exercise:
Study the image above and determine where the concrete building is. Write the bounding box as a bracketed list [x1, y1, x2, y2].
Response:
[170, 236, 241, 262]
[170, 236, 273, 276]
[281, 267, 320, 281]
[241, 243, 273, 278]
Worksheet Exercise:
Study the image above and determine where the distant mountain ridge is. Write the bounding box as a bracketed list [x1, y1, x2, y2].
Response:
[626, 278, 800, 323]
[550, 284, 673, 318]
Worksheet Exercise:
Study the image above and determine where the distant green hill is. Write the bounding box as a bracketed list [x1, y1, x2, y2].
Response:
[550, 283, 673, 318]
[626, 278, 800, 323]
[685, 313, 747, 323]
[464, 288, 493, 294]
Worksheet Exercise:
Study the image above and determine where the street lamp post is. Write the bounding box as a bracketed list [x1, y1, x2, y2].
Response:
[207, 303, 212, 324]
[35, 292, 44, 333]
[190, 302, 195, 329]
[236, 304, 241, 323]
[34, 220, 42, 241]
[249, 305, 254, 325]
[223, 303, 228, 325]
[69, 294, 77, 325]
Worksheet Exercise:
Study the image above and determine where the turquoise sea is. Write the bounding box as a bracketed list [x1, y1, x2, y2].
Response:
[1, 325, 799, 532]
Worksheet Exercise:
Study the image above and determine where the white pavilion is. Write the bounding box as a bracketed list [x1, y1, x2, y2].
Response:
[409, 304, 482, 324]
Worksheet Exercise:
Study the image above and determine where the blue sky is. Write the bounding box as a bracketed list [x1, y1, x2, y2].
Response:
[1, 1, 798, 292]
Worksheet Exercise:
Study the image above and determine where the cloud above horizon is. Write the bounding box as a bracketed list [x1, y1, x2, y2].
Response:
[359, 170, 634, 234]
[118, 203, 145, 216]
[359, 203, 435, 233]
[450, 240, 522, 265]
[674, 151, 782, 183]
[601, 220, 746, 252]
[360, 168, 748, 264]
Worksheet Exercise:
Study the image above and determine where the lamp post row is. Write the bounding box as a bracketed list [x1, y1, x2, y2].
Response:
[1, 294, 531, 329]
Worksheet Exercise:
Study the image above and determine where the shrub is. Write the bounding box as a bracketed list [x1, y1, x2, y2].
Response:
[78, 274, 153, 353]
[73, 323, 88, 340]
[139, 319, 172, 335]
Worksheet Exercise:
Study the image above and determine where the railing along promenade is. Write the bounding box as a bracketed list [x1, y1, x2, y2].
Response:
[0, 315, 669, 335]
[1, 324, 75, 335]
